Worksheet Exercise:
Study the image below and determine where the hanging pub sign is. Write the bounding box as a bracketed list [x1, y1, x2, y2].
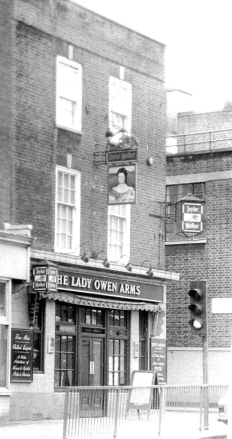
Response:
[178, 193, 205, 236]
[182, 202, 203, 233]
[32, 260, 58, 292]
[106, 148, 138, 164]
[108, 164, 136, 205]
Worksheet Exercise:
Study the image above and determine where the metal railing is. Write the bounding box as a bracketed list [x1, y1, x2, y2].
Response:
[166, 127, 232, 155]
[63, 384, 228, 439]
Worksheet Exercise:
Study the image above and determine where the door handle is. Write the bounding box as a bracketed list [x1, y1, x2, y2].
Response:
[90, 361, 94, 375]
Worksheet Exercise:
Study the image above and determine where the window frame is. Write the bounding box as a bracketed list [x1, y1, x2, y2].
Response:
[55, 165, 81, 254]
[108, 310, 129, 386]
[139, 311, 148, 370]
[0, 279, 11, 392]
[107, 204, 131, 263]
[54, 304, 130, 389]
[56, 56, 82, 133]
[33, 298, 45, 373]
[109, 76, 132, 137]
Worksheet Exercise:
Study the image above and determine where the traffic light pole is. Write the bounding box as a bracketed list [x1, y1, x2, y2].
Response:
[203, 332, 209, 430]
[188, 280, 208, 430]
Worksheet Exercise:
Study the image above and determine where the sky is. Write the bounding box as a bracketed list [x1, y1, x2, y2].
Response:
[73, 0, 232, 113]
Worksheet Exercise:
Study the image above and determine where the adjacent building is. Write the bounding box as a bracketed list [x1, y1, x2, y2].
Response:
[166, 106, 232, 384]
[0, 0, 178, 421]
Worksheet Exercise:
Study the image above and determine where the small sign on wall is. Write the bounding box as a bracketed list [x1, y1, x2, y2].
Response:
[150, 337, 167, 384]
[47, 335, 55, 354]
[11, 328, 33, 382]
[133, 341, 139, 358]
[212, 298, 232, 313]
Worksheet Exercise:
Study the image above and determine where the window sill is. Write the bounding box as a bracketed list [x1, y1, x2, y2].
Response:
[56, 124, 82, 135]
[165, 239, 207, 245]
[54, 388, 66, 393]
[0, 388, 11, 396]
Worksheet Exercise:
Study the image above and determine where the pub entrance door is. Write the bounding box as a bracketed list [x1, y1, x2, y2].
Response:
[80, 337, 105, 416]
[81, 337, 104, 386]
[79, 306, 106, 416]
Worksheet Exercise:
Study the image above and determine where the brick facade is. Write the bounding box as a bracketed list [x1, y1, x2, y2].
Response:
[7, 0, 166, 266]
[166, 109, 232, 383]
[0, 0, 171, 421]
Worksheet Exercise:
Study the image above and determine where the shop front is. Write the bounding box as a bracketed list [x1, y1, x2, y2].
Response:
[44, 268, 165, 389]
[8, 259, 170, 421]
[0, 224, 33, 422]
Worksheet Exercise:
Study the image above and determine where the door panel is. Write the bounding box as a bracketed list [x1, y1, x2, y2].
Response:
[81, 339, 90, 386]
[93, 339, 103, 386]
[80, 337, 105, 416]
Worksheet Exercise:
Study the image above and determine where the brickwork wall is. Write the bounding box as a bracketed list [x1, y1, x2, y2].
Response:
[9, 0, 166, 268]
[0, 0, 167, 420]
[177, 110, 232, 134]
[167, 349, 231, 385]
[167, 149, 232, 177]
[166, 110, 232, 351]
[0, 0, 13, 229]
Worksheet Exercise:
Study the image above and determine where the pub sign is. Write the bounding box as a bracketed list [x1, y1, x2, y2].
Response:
[178, 193, 205, 236]
[32, 261, 58, 292]
[182, 202, 203, 234]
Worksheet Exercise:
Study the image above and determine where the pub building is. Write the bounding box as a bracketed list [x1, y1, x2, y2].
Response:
[30, 260, 178, 391]
[18, 255, 179, 420]
[0, 0, 180, 422]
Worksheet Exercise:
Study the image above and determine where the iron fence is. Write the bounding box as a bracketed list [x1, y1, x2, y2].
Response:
[166, 127, 232, 155]
[63, 384, 228, 439]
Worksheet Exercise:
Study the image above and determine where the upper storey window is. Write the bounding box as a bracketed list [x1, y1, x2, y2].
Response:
[109, 77, 132, 136]
[108, 204, 131, 263]
[0, 280, 10, 389]
[56, 56, 82, 132]
[55, 166, 80, 253]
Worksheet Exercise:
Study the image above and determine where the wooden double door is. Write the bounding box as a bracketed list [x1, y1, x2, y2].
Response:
[80, 336, 105, 416]
[81, 337, 104, 386]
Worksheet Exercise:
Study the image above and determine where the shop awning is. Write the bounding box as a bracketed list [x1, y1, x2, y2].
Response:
[41, 291, 164, 312]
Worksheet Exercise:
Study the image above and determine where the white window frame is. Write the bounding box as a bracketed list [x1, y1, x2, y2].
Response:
[55, 166, 81, 254]
[56, 56, 82, 133]
[0, 279, 11, 392]
[109, 76, 132, 138]
[107, 204, 131, 263]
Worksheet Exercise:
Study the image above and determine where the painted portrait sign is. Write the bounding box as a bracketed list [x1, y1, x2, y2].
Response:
[108, 164, 136, 205]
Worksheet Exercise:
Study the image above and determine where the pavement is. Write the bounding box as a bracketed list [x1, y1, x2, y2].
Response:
[0, 419, 63, 439]
[0, 414, 228, 439]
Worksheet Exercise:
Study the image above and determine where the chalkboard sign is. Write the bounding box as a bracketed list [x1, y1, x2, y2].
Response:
[128, 370, 155, 411]
[11, 328, 33, 382]
[150, 337, 167, 384]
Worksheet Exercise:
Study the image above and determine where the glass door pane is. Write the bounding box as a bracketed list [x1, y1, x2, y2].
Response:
[81, 339, 90, 386]
[93, 339, 103, 386]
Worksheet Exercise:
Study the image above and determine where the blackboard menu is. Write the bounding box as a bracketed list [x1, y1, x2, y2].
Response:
[128, 370, 155, 410]
[150, 337, 167, 384]
[11, 328, 33, 382]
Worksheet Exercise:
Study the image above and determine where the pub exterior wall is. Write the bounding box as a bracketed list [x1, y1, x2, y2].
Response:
[0, 0, 169, 422]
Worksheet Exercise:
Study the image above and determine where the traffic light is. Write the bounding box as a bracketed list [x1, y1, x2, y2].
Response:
[188, 281, 207, 336]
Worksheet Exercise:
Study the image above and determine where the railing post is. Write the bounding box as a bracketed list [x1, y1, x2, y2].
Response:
[199, 385, 203, 433]
[204, 385, 209, 430]
[113, 388, 120, 439]
[158, 386, 164, 437]
[63, 388, 69, 439]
